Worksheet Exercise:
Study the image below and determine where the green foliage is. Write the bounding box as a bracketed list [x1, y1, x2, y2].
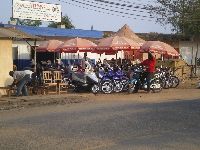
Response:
[48, 15, 74, 29]
[18, 20, 42, 27]
[10, 17, 42, 26]
[103, 33, 110, 38]
[147, 0, 200, 36]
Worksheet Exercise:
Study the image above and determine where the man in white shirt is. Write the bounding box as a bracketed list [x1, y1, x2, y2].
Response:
[103, 59, 110, 68]
[9, 70, 32, 96]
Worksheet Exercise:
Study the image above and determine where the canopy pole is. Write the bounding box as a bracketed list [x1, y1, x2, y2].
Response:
[34, 40, 37, 72]
[121, 50, 123, 65]
[161, 54, 164, 68]
[65, 53, 66, 65]
[116, 53, 117, 65]
[68, 53, 69, 65]
[54, 52, 55, 63]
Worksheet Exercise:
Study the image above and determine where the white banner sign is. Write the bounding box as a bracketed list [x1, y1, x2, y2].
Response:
[13, 0, 61, 22]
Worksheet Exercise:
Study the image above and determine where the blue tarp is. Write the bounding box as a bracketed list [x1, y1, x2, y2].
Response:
[4, 24, 103, 39]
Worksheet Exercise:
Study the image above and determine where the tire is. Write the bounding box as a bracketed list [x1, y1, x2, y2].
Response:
[128, 83, 136, 94]
[171, 76, 179, 88]
[150, 79, 162, 93]
[122, 79, 129, 91]
[168, 79, 173, 88]
[91, 84, 99, 94]
[113, 80, 123, 93]
[164, 80, 170, 89]
[73, 86, 80, 92]
[101, 80, 113, 94]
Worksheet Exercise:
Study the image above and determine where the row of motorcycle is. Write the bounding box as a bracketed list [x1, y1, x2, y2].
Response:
[67, 65, 179, 94]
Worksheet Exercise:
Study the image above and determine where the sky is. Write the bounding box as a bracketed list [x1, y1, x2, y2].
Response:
[0, 0, 172, 34]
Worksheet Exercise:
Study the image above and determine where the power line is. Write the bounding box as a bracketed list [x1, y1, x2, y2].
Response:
[71, 0, 154, 18]
[94, 0, 152, 7]
[61, 0, 154, 20]
[58, 0, 137, 19]
[92, 0, 150, 12]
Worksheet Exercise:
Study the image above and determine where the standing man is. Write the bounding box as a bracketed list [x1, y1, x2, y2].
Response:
[141, 52, 156, 93]
[9, 70, 32, 96]
[81, 52, 89, 69]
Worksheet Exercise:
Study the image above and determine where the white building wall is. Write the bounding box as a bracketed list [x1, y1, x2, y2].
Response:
[61, 51, 125, 63]
[179, 41, 200, 65]
[13, 41, 38, 60]
[13, 40, 126, 64]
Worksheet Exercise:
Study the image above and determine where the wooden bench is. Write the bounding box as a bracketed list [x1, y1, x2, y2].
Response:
[0, 86, 35, 97]
[0, 87, 16, 97]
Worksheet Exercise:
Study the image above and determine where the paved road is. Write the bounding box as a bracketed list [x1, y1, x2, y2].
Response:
[0, 97, 200, 150]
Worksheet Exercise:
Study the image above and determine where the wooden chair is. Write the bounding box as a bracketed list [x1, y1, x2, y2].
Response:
[53, 71, 62, 83]
[42, 71, 57, 94]
[53, 71, 69, 94]
[0, 87, 16, 97]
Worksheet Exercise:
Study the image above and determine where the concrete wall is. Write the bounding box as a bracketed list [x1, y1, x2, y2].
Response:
[0, 39, 13, 95]
[179, 41, 200, 65]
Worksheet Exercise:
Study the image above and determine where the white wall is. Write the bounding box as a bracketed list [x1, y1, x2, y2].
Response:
[61, 50, 125, 62]
[179, 41, 200, 65]
[13, 40, 126, 63]
[13, 41, 44, 60]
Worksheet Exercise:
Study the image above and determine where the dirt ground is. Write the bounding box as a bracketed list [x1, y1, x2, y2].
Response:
[0, 85, 200, 111]
[178, 77, 200, 89]
[0, 76, 199, 111]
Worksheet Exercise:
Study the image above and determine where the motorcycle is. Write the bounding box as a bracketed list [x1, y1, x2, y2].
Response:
[70, 65, 100, 93]
[128, 65, 162, 93]
[98, 67, 114, 94]
[156, 67, 179, 89]
[99, 67, 129, 93]
[113, 68, 129, 92]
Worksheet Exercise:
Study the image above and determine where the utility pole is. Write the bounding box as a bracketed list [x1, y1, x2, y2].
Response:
[195, 43, 199, 76]
[181, 0, 185, 35]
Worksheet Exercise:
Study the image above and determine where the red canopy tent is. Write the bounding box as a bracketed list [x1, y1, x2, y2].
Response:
[58, 37, 97, 53]
[140, 41, 179, 56]
[92, 36, 140, 58]
[36, 40, 63, 52]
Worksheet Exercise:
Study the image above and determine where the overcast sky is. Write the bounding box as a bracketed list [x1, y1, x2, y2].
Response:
[0, 0, 172, 33]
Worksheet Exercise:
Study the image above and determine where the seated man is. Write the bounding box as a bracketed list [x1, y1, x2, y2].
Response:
[54, 59, 65, 70]
[9, 70, 32, 96]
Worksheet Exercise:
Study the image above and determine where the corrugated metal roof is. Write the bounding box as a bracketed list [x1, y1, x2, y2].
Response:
[4, 24, 103, 39]
[0, 27, 41, 39]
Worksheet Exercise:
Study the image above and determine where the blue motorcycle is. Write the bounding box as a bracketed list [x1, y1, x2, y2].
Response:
[128, 65, 162, 93]
[98, 68, 114, 94]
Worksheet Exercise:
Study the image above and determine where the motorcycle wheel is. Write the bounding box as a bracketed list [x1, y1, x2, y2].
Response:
[101, 81, 113, 94]
[113, 80, 123, 93]
[171, 76, 179, 88]
[128, 83, 136, 94]
[122, 79, 129, 91]
[164, 80, 170, 89]
[91, 84, 99, 94]
[150, 79, 162, 93]
[73, 86, 80, 92]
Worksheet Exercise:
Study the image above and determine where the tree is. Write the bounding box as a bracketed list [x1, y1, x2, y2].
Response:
[10, 17, 42, 26]
[146, 0, 200, 36]
[18, 19, 42, 27]
[48, 15, 75, 29]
